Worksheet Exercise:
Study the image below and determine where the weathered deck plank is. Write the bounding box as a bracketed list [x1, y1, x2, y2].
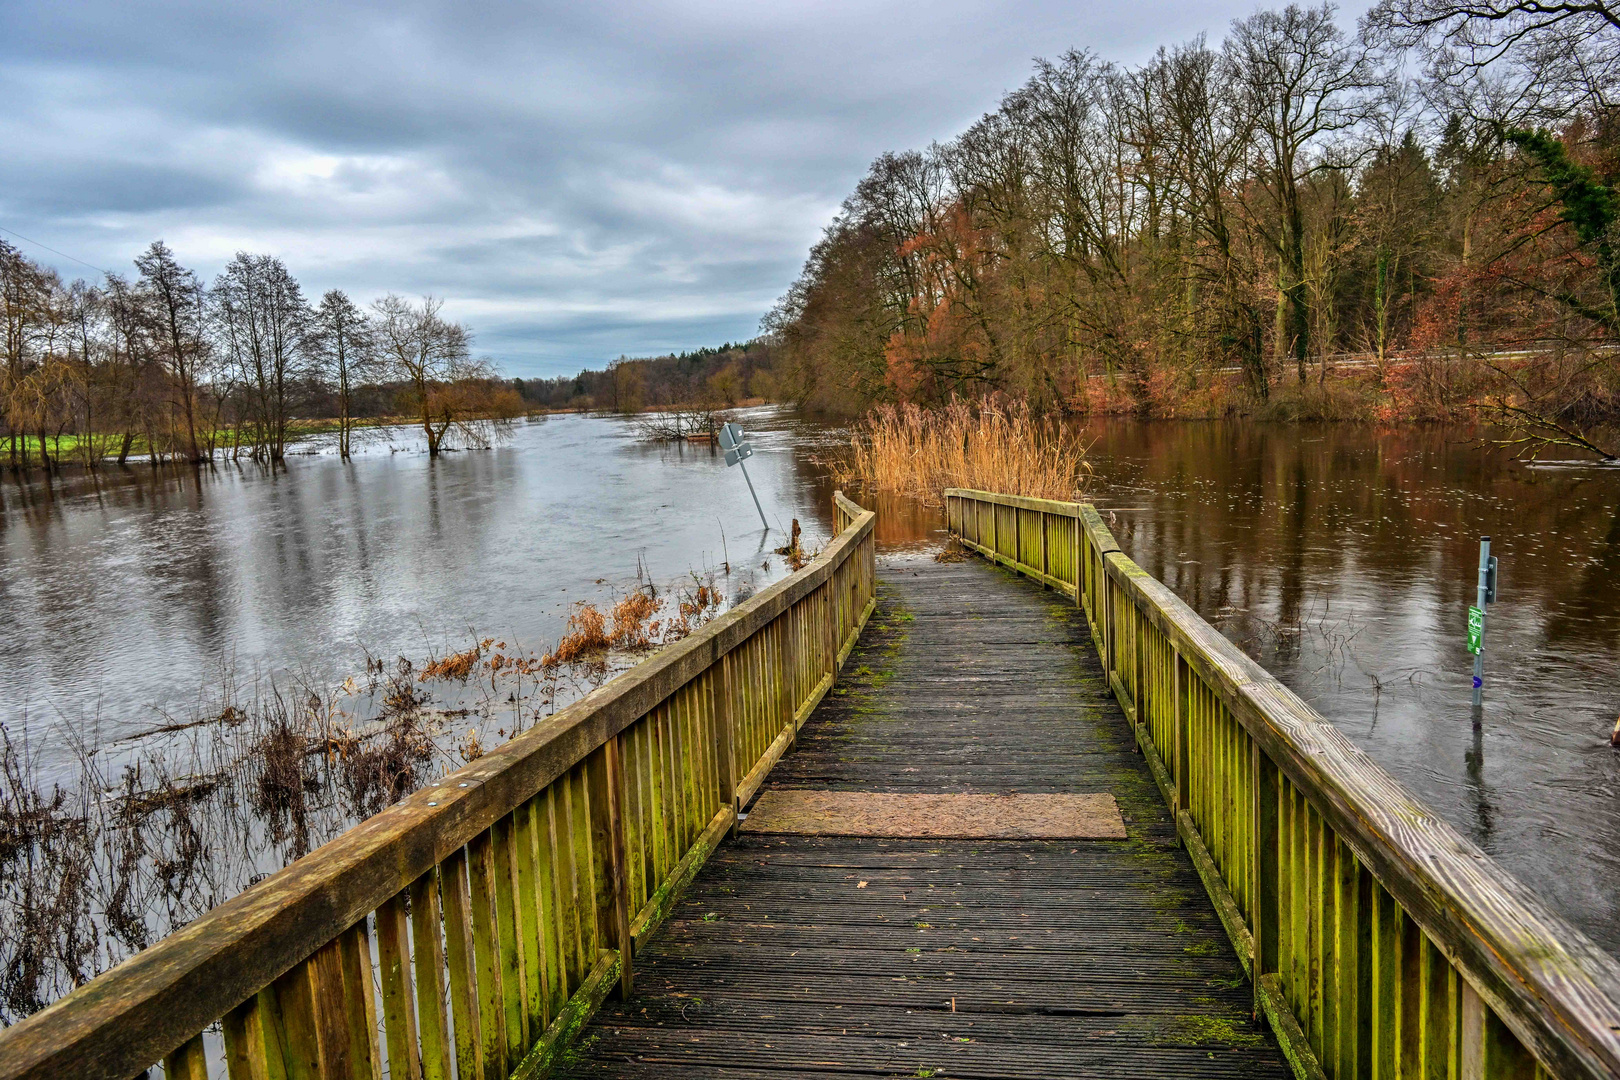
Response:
[557, 555, 1290, 1078]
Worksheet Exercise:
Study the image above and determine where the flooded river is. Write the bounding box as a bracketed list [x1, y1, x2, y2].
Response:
[1080, 421, 1620, 956]
[2, 412, 1617, 958]
[0, 408, 848, 770]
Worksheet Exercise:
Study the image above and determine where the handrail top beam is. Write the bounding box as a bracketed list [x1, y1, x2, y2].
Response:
[943, 488, 1084, 516]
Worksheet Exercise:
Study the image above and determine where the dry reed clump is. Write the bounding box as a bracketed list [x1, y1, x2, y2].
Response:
[544, 603, 612, 667]
[0, 729, 96, 1019]
[611, 591, 661, 648]
[934, 536, 971, 563]
[680, 581, 723, 618]
[339, 716, 434, 818]
[832, 397, 1088, 501]
[418, 642, 484, 682]
[250, 717, 318, 853]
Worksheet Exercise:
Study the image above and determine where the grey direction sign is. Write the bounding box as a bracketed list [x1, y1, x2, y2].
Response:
[719, 421, 753, 465]
[718, 421, 769, 528]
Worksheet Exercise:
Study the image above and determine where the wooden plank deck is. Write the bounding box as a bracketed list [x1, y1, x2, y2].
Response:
[556, 555, 1291, 1078]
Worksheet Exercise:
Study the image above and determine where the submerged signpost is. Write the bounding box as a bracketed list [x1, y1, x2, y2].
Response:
[1468, 536, 1499, 710]
[720, 421, 769, 531]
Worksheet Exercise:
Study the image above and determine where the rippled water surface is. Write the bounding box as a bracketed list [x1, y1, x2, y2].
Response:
[1080, 421, 1620, 955]
[0, 408, 850, 774]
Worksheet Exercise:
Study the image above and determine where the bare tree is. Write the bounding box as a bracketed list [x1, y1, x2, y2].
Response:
[1227, 3, 1380, 383]
[101, 274, 154, 465]
[311, 290, 373, 460]
[213, 253, 311, 463]
[605, 357, 645, 413]
[1154, 39, 1272, 394]
[0, 239, 52, 468]
[372, 294, 482, 455]
[1365, 0, 1620, 117]
[134, 242, 211, 463]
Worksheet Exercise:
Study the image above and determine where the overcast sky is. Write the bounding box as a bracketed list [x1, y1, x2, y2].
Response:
[0, 1, 1370, 378]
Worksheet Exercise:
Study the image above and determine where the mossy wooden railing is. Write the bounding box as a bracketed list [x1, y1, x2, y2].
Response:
[0, 492, 876, 1080]
[946, 487, 1620, 1080]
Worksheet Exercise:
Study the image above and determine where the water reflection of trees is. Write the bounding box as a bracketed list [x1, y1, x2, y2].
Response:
[1080, 420, 1620, 954]
[1085, 420, 1620, 665]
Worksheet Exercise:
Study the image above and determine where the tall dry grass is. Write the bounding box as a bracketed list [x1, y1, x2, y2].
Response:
[832, 398, 1089, 501]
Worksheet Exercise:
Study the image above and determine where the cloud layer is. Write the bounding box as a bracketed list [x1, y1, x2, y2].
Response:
[0, 0, 1339, 376]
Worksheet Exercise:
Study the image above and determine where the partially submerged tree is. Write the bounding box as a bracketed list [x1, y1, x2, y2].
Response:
[311, 290, 373, 460]
[135, 242, 211, 463]
[372, 294, 516, 455]
[213, 253, 311, 463]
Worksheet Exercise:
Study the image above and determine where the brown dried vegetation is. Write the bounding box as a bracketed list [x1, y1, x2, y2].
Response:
[830, 398, 1088, 502]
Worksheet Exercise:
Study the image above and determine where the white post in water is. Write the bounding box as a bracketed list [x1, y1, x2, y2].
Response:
[1469, 536, 1497, 710]
[719, 422, 769, 531]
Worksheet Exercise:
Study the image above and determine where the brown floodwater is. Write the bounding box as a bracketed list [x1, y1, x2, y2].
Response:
[2, 411, 1616, 970]
[1073, 420, 1620, 957]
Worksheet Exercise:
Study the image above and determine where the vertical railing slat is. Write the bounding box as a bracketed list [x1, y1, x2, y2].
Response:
[164, 1033, 209, 1080]
[223, 992, 280, 1080]
[409, 870, 454, 1080]
[440, 849, 484, 1080]
[490, 815, 528, 1063]
[338, 920, 383, 1080]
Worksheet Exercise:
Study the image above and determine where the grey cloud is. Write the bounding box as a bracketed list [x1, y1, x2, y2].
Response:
[0, 0, 1355, 376]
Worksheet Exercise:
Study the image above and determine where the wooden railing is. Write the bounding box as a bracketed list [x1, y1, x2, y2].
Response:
[946, 487, 1620, 1080]
[0, 492, 877, 1080]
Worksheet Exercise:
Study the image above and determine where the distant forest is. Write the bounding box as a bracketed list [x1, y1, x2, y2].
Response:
[512, 341, 780, 414]
[15, 0, 1620, 466]
[762, 0, 1620, 450]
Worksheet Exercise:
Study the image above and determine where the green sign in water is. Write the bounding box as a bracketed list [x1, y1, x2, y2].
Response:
[1467, 605, 1484, 655]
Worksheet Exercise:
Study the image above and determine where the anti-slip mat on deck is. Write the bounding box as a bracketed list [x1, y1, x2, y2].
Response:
[741, 790, 1128, 839]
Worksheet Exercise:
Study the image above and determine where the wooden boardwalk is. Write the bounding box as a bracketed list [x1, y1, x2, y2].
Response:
[557, 555, 1289, 1078]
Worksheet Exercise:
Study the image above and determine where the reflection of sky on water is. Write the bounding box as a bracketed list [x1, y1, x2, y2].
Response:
[1080, 420, 1620, 957]
[0, 407, 845, 776]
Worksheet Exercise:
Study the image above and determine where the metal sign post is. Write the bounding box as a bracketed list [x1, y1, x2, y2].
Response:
[719, 422, 769, 531]
[1468, 536, 1498, 709]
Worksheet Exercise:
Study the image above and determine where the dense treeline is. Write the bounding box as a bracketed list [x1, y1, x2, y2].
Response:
[513, 339, 781, 413]
[0, 240, 521, 469]
[766, 0, 1620, 452]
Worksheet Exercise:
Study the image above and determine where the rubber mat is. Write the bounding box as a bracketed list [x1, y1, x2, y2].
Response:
[740, 790, 1127, 839]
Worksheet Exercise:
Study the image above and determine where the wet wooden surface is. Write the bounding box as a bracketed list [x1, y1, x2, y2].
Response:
[557, 555, 1290, 1078]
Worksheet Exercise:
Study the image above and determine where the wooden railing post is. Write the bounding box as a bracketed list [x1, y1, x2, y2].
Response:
[1040, 510, 1050, 583]
[1102, 565, 1115, 680]
[1132, 606, 1145, 728]
[825, 581, 838, 686]
[1075, 515, 1085, 612]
